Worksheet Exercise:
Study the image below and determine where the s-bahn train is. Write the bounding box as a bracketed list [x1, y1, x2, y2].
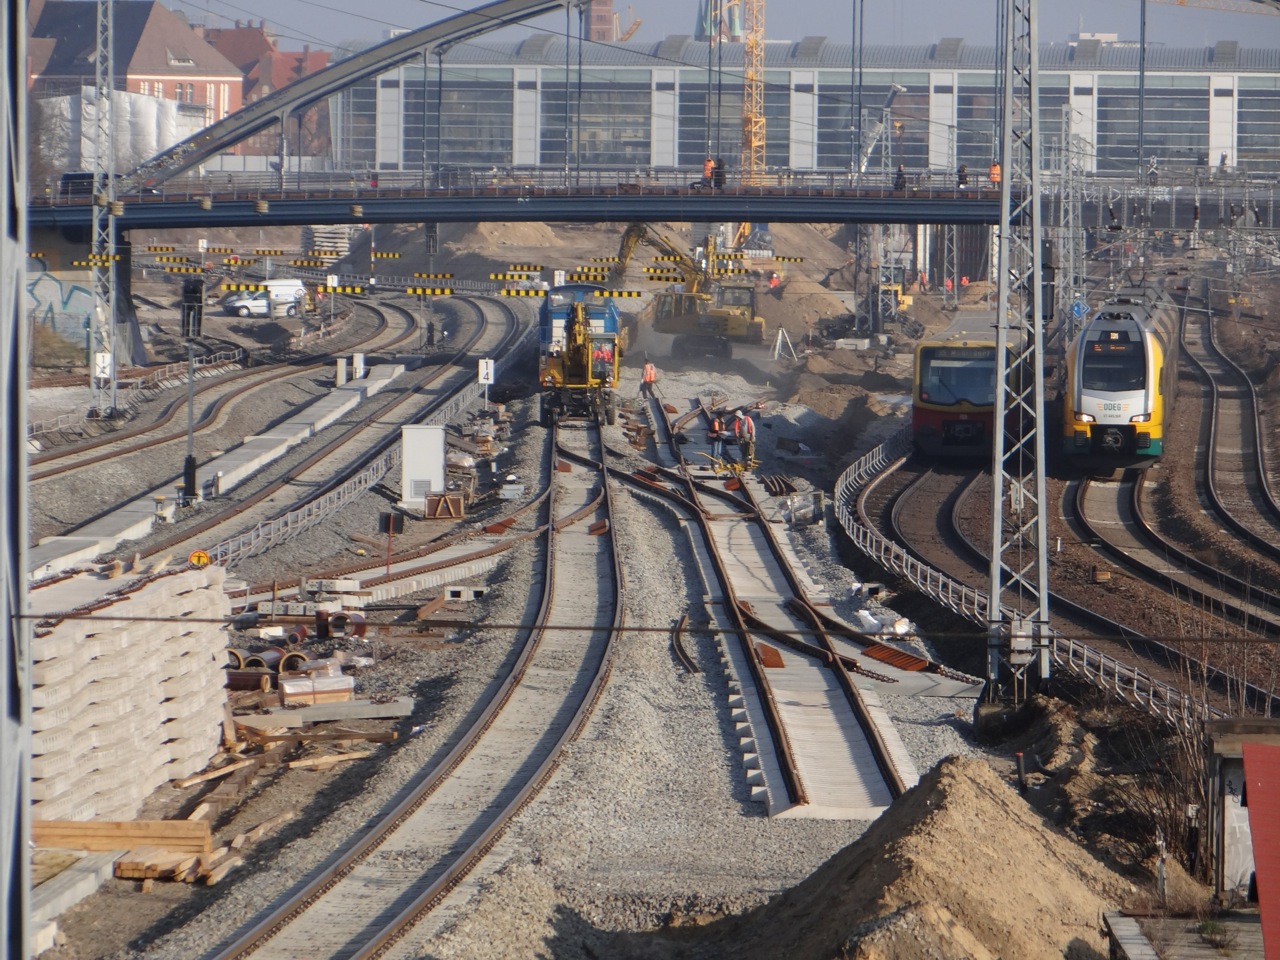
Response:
[1062, 285, 1180, 469]
[536, 283, 625, 426]
[912, 340, 1000, 456]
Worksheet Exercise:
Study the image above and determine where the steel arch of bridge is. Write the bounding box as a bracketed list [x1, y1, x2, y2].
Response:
[123, 0, 572, 193]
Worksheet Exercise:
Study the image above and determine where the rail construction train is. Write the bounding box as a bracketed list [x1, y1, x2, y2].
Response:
[1062, 285, 1179, 470]
[912, 340, 1000, 457]
[536, 283, 625, 426]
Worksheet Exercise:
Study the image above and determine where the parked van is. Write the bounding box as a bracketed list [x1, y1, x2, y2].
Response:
[223, 279, 308, 318]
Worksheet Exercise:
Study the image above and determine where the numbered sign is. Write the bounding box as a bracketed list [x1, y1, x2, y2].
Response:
[478, 358, 495, 385]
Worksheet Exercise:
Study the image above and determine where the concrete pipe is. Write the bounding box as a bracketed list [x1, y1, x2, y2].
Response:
[243, 646, 285, 671]
[226, 647, 250, 670]
[280, 650, 309, 673]
[329, 611, 367, 639]
[225, 669, 275, 691]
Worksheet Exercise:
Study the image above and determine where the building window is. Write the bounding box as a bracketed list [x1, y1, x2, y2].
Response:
[140, 80, 149, 96]
[187, 83, 195, 102]
[156, 82, 163, 98]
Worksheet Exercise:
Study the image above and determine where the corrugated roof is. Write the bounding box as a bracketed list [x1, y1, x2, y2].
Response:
[437, 35, 1280, 74]
[1242, 742, 1279, 958]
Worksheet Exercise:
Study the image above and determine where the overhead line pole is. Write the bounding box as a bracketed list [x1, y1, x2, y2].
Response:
[90, 0, 118, 417]
[988, 0, 1049, 705]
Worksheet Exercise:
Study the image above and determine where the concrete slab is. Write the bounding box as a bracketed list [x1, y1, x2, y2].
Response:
[31, 851, 123, 926]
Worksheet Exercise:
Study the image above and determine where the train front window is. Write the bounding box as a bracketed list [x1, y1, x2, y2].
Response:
[1082, 343, 1146, 391]
[918, 348, 996, 405]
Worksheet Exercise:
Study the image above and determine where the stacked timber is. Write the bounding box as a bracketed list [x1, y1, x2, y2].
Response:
[30, 567, 232, 821]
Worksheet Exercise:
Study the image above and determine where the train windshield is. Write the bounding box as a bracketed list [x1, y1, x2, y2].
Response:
[1081, 341, 1146, 391]
[918, 346, 997, 406]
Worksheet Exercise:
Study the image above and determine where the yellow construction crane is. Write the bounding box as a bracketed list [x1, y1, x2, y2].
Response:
[613, 6, 642, 40]
[739, 0, 765, 186]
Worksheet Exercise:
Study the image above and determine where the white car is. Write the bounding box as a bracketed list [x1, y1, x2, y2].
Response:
[222, 279, 307, 318]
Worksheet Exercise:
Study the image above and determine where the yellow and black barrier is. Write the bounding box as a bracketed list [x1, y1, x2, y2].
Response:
[164, 266, 205, 275]
[407, 287, 454, 296]
[373, 251, 401, 259]
[507, 263, 543, 271]
[413, 272, 453, 279]
[146, 245, 177, 252]
[321, 285, 365, 294]
[207, 246, 235, 254]
[499, 289, 548, 297]
[253, 248, 286, 256]
[221, 282, 269, 292]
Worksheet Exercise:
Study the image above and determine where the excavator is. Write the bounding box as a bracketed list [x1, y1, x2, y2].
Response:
[610, 222, 765, 359]
[537, 286, 622, 426]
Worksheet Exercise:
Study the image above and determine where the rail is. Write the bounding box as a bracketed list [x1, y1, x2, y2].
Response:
[209, 306, 533, 567]
[832, 428, 1222, 732]
[27, 346, 247, 440]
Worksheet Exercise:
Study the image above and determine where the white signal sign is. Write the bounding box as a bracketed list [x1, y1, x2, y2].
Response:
[478, 358, 495, 385]
[327, 274, 339, 287]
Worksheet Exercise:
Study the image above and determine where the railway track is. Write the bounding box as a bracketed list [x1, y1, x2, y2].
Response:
[208, 418, 623, 960]
[130, 297, 520, 568]
[600, 395, 937, 817]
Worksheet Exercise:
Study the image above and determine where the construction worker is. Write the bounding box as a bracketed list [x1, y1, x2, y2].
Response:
[894, 164, 907, 191]
[956, 164, 969, 190]
[733, 409, 756, 465]
[712, 157, 726, 189]
[592, 343, 606, 379]
[708, 411, 727, 460]
[640, 358, 658, 398]
[988, 159, 1001, 186]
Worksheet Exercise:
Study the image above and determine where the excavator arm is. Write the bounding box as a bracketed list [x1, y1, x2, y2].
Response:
[610, 222, 708, 294]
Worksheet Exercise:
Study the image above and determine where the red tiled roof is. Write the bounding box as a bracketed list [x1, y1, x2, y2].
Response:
[1243, 741, 1280, 959]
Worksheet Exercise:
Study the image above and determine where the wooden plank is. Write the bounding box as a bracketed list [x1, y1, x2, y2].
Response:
[33, 821, 212, 854]
[287, 750, 372, 770]
[243, 729, 396, 745]
[203, 855, 242, 886]
[173, 758, 258, 789]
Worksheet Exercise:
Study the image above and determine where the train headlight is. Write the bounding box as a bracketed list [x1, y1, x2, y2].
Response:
[1129, 413, 1152, 423]
[1074, 413, 1096, 423]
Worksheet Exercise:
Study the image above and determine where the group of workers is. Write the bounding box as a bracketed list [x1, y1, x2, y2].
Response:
[890, 161, 1002, 192]
[591, 342, 615, 380]
[695, 155, 728, 191]
[707, 408, 756, 465]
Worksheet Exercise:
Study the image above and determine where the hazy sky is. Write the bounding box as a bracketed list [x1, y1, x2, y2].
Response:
[167, 0, 1280, 53]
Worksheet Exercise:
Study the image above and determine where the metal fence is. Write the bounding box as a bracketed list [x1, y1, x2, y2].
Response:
[831, 427, 1220, 731]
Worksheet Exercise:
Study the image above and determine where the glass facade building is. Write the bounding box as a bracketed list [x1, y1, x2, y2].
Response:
[335, 35, 1280, 177]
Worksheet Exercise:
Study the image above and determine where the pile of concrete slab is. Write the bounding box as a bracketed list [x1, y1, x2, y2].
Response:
[30, 566, 233, 821]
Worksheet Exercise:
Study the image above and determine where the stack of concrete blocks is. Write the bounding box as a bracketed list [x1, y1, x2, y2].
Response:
[30, 567, 232, 822]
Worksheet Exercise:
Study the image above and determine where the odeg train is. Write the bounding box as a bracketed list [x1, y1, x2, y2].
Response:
[1062, 286, 1180, 469]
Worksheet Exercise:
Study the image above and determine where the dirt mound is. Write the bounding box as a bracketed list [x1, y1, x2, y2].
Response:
[613, 755, 1130, 960]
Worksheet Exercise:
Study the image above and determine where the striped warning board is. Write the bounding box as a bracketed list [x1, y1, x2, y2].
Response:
[146, 244, 177, 252]
[223, 257, 258, 266]
[253, 248, 286, 256]
[414, 272, 453, 279]
[207, 246, 235, 254]
[593, 290, 642, 298]
[645, 274, 684, 283]
[712, 252, 744, 259]
[713, 268, 750, 276]
[306, 249, 341, 257]
[651, 255, 684, 261]
[574, 267, 610, 274]
[221, 282, 269, 292]
[587, 256, 621, 262]
[373, 251, 401, 259]
[321, 285, 365, 294]
[507, 263, 543, 271]
[491, 272, 543, 281]
[565, 273, 608, 282]
[499, 289, 548, 297]
[164, 266, 205, 275]
[27, 251, 46, 259]
[407, 287, 453, 296]
[774, 256, 805, 262]
[155, 255, 192, 263]
[291, 259, 330, 267]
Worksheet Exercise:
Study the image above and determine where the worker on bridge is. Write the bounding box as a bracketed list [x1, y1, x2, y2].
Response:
[894, 164, 907, 192]
[956, 164, 969, 190]
[988, 159, 1001, 187]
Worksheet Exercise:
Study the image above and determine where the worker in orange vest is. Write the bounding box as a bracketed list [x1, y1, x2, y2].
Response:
[708, 411, 727, 460]
[640, 358, 657, 398]
[988, 159, 1001, 186]
[733, 409, 756, 465]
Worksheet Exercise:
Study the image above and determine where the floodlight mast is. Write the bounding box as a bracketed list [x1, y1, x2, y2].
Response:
[988, 0, 1050, 705]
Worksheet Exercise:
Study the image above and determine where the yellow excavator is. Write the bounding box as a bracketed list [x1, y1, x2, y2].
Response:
[611, 222, 765, 359]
